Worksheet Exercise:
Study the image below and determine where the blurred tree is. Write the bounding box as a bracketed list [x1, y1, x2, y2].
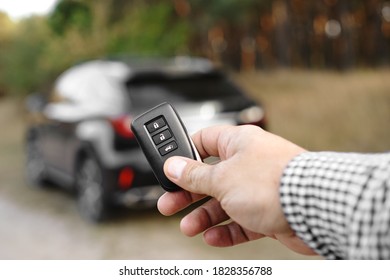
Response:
[0, 12, 15, 97]
[186, 0, 272, 69]
[107, 1, 190, 55]
[0, 17, 52, 96]
[0, 12, 14, 40]
[48, 0, 92, 36]
[0, 0, 389, 97]
[42, 0, 110, 78]
[360, 0, 388, 66]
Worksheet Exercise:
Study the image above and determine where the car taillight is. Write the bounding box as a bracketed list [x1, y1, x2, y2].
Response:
[118, 167, 135, 190]
[109, 115, 135, 139]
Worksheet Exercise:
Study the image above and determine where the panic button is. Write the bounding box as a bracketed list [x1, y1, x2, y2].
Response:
[159, 141, 178, 156]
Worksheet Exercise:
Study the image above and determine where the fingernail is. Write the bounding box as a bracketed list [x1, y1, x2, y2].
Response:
[166, 158, 187, 179]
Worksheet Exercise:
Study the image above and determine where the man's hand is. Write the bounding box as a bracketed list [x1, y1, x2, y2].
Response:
[157, 125, 315, 255]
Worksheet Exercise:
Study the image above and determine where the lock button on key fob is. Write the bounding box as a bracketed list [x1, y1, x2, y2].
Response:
[131, 103, 201, 192]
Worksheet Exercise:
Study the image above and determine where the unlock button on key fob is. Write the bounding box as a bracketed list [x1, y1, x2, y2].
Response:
[152, 129, 172, 145]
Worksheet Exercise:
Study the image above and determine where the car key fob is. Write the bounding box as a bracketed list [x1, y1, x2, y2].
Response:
[131, 102, 201, 192]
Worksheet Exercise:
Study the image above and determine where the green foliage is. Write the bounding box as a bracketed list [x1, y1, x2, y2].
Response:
[48, 0, 92, 36]
[0, 1, 193, 97]
[107, 2, 190, 55]
[188, 0, 270, 23]
[0, 0, 388, 97]
[0, 17, 52, 96]
[0, 1, 201, 96]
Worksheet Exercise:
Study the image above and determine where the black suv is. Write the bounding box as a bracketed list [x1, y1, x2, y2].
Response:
[25, 57, 266, 222]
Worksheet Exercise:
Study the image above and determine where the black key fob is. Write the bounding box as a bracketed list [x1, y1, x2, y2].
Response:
[131, 103, 201, 192]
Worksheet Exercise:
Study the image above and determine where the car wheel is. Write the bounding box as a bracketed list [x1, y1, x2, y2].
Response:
[25, 138, 47, 186]
[76, 156, 109, 222]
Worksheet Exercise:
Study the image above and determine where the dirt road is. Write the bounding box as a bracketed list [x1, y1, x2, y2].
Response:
[0, 99, 316, 260]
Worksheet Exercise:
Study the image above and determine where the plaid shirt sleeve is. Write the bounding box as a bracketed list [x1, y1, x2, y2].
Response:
[280, 152, 390, 259]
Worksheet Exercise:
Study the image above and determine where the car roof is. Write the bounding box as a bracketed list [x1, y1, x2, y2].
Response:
[55, 56, 221, 93]
[53, 56, 223, 108]
[109, 55, 216, 75]
[54, 60, 130, 101]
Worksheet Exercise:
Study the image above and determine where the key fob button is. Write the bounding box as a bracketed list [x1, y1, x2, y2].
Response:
[159, 141, 178, 156]
[146, 117, 166, 133]
[152, 129, 172, 145]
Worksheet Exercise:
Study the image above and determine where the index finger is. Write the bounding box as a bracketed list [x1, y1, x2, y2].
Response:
[191, 125, 234, 160]
[157, 190, 206, 216]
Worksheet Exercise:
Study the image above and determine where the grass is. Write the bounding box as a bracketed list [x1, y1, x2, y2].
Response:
[234, 69, 390, 153]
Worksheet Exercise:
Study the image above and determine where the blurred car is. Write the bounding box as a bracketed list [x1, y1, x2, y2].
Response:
[25, 56, 266, 222]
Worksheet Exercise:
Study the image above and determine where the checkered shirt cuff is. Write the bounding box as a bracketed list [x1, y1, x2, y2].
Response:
[280, 152, 390, 259]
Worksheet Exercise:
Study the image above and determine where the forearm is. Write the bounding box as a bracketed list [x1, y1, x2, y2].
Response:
[280, 152, 390, 259]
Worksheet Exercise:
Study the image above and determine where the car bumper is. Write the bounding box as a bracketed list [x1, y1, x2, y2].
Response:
[113, 184, 164, 208]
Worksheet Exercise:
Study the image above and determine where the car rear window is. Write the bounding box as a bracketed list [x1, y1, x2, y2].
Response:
[126, 73, 244, 107]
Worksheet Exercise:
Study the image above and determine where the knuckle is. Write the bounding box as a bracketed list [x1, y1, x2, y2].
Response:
[184, 162, 205, 191]
[183, 162, 223, 196]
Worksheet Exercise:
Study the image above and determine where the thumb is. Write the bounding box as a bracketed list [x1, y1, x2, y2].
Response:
[164, 156, 215, 196]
